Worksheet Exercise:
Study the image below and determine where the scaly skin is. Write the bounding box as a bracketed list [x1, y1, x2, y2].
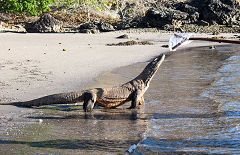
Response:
[0, 54, 165, 112]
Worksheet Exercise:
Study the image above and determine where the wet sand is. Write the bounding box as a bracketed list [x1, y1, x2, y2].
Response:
[0, 32, 239, 154]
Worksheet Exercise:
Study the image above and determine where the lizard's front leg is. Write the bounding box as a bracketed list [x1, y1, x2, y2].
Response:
[128, 90, 142, 109]
[83, 92, 96, 112]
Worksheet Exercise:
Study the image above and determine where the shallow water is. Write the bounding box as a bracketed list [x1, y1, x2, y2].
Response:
[134, 45, 240, 154]
[0, 45, 239, 154]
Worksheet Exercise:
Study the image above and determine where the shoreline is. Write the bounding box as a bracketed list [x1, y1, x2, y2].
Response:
[0, 32, 239, 138]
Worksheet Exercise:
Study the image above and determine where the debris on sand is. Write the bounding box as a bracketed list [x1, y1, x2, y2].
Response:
[106, 40, 153, 46]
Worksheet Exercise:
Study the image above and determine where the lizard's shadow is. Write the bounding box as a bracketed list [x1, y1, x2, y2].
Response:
[35, 104, 83, 112]
[28, 106, 150, 121]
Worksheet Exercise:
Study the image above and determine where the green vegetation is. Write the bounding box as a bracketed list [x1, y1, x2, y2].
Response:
[0, 0, 54, 16]
[0, 0, 120, 16]
[1, 0, 238, 17]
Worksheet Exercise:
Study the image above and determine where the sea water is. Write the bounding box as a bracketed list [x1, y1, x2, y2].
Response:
[137, 45, 240, 154]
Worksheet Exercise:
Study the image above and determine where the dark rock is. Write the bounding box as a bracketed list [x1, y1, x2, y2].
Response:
[97, 22, 115, 32]
[144, 8, 189, 28]
[79, 28, 99, 34]
[116, 34, 129, 39]
[116, 17, 147, 30]
[79, 22, 114, 33]
[79, 22, 98, 30]
[116, 20, 132, 30]
[79, 22, 99, 33]
[174, 3, 200, 23]
[131, 17, 149, 28]
[142, 0, 240, 28]
[161, 45, 169, 48]
[25, 14, 62, 33]
[192, 0, 240, 26]
[175, 3, 199, 14]
[117, 34, 129, 39]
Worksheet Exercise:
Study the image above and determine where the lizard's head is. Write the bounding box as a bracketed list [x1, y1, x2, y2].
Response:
[138, 54, 165, 86]
[149, 54, 165, 71]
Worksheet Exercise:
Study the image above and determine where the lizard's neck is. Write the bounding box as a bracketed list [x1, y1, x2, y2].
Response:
[132, 54, 165, 87]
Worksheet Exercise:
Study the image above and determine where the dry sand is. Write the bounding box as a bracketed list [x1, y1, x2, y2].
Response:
[0, 31, 238, 134]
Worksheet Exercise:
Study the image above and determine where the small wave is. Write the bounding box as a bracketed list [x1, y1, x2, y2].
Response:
[201, 55, 240, 108]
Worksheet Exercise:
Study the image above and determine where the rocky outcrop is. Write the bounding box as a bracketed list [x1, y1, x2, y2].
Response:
[79, 22, 99, 33]
[25, 14, 62, 33]
[142, 0, 240, 28]
[79, 22, 115, 33]
[143, 8, 189, 28]
[175, 3, 200, 23]
[116, 20, 133, 29]
[97, 22, 115, 32]
[198, 0, 240, 26]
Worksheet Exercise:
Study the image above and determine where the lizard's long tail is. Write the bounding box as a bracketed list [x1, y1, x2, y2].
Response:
[0, 91, 85, 107]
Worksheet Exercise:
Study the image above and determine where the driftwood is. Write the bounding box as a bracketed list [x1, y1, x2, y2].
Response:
[189, 37, 240, 44]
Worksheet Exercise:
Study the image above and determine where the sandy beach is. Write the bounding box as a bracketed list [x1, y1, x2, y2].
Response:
[0, 31, 239, 154]
[1, 32, 235, 101]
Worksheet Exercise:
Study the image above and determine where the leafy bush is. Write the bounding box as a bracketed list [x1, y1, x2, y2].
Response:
[0, 0, 54, 16]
